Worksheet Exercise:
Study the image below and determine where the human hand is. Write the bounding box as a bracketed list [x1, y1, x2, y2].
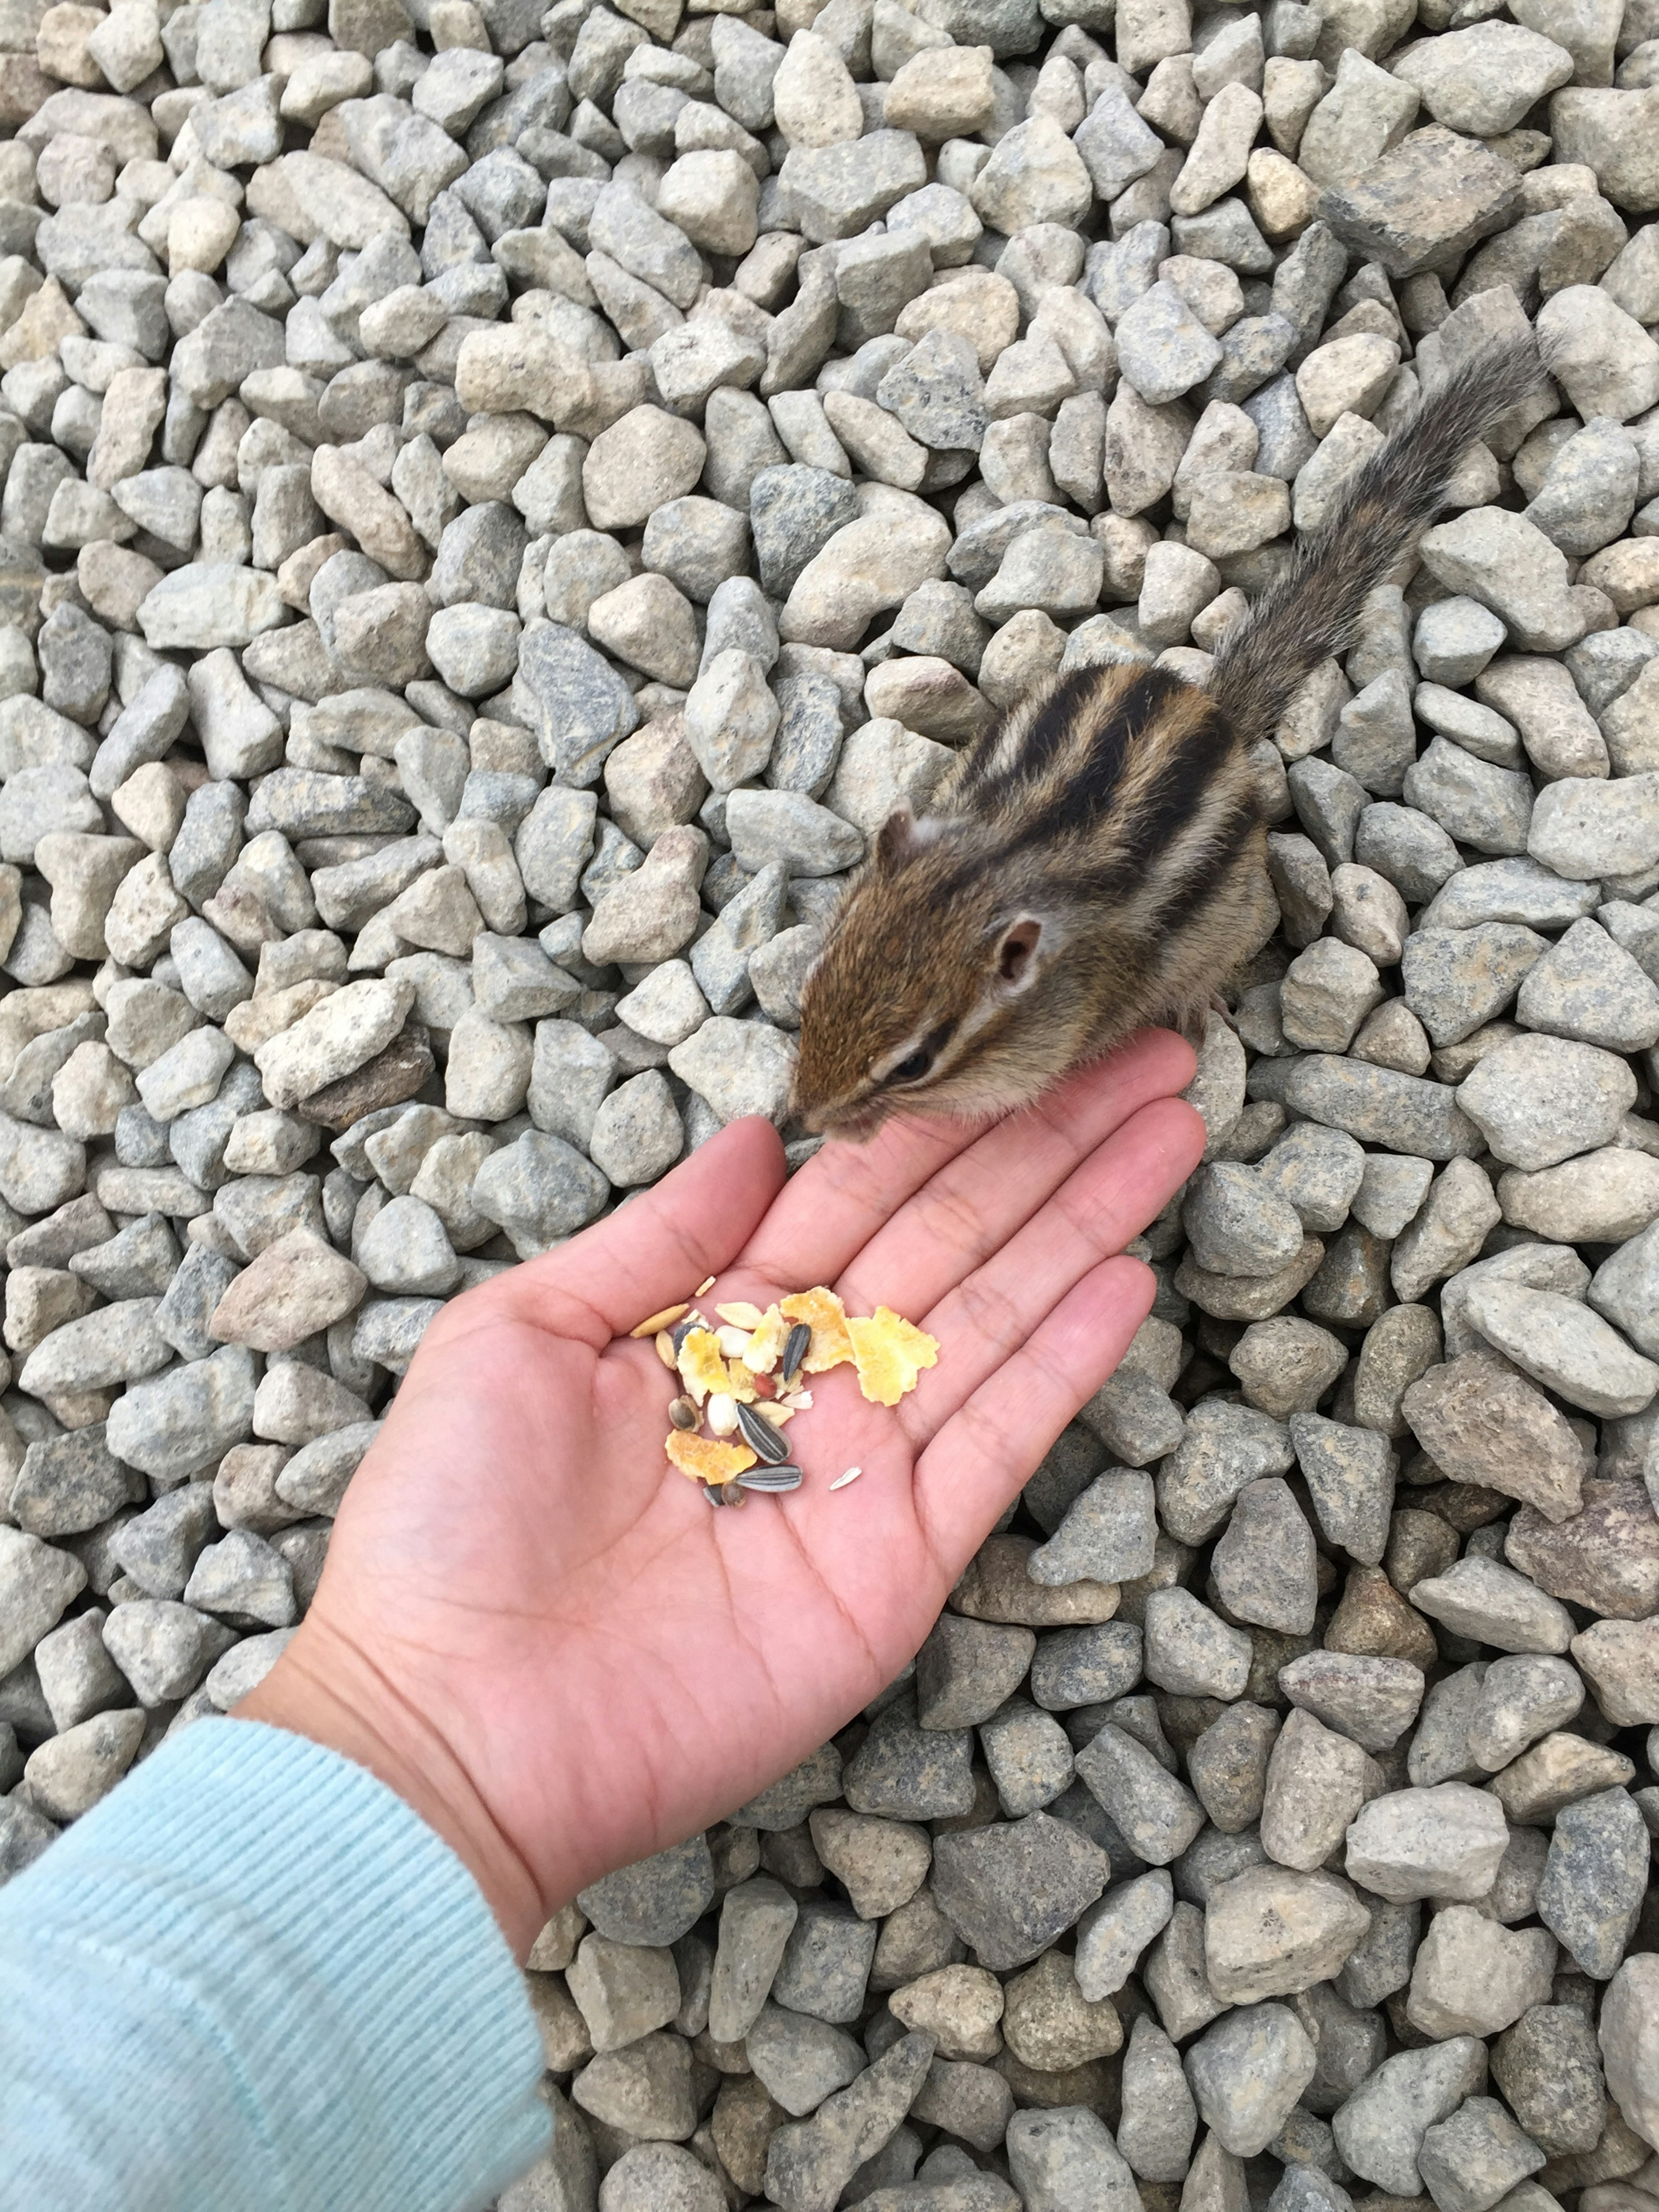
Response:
[239, 1030, 1203, 1956]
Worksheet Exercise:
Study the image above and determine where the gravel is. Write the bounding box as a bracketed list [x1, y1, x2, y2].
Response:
[5, 0, 1659, 2204]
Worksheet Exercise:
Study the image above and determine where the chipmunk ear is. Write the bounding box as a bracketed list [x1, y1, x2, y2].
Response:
[875, 806, 916, 867]
[989, 912, 1057, 995]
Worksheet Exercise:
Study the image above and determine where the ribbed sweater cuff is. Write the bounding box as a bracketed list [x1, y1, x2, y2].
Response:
[0, 1716, 550, 2212]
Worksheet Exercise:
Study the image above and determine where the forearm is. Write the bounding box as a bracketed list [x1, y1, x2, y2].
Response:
[0, 1719, 549, 2212]
[239, 1616, 548, 1960]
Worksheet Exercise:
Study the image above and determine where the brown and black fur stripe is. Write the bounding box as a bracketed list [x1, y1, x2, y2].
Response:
[790, 336, 1553, 1136]
[938, 664, 1257, 935]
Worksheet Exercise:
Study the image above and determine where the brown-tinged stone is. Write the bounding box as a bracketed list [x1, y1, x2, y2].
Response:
[1325, 1564, 1439, 1669]
[1385, 1510, 1459, 1594]
[208, 1228, 367, 1354]
[950, 1536, 1119, 1627]
[886, 1964, 1004, 2062]
[992, 2045, 1114, 2109]
[527, 1971, 594, 2072]
[528, 1903, 588, 1971]
[808, 1810, 931, 1921]
[870, 1888, 966, 1993]
[1302, 1225, 1395, 1329]
[1419, 1481, 1512, 1533]
[1400, 1355, 1586, 1522]
[296, 1023, 435, 1128]
[1504, 1480, 1659, 1621]
[712, 2072, 788, 2196]
[1000, 1950, 1123, 2071]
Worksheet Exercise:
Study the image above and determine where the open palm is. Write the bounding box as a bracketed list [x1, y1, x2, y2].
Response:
[243, 1031, 1202, 1955]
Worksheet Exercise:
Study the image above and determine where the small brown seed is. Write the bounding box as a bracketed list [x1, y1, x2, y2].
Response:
[668, 1396, 699, 1431]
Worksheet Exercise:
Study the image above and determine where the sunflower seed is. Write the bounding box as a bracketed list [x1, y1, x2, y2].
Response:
[670, 1315, 702, 1354]
[702, 1482, 726, 1507]
[737, 1464, 804, 1492]
[668, 1396, 699, 1431]
[735, 1400, 791, 1463]
[780, 1323, 812, 1390]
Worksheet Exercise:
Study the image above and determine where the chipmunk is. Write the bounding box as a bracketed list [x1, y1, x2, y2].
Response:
[790, 337, 1551, 1141]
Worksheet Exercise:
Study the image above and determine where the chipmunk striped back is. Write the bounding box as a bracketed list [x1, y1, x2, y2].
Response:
[791, 337, 1551, 1141]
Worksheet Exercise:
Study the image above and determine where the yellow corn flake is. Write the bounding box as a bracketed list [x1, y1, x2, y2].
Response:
[724, 1358, 760, 1403]
[715, 1300, 767, 1329]
[677, 1327, 732, 1405]
[743, 1305, 790, 1374]
[847, 1308, 940, 1408]
[665, 1432, 757, 1485]
[631, 1302, 690, 1339]
[780, 1287, 856, 1374]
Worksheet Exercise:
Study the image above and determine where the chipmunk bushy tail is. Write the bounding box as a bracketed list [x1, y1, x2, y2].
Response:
[1208, 334, 1551, 745]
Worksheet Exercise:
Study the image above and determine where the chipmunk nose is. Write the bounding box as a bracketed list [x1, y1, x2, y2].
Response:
[811, 1098, 890, 1144]
[788, 1079, 884, 1143]
[787, 1075, 826, 1135]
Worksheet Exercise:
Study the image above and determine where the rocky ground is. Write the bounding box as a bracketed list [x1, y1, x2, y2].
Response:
[1, 0, 1659, 2203]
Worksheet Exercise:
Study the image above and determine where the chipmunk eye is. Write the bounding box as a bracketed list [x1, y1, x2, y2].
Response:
[883, 1023, 953, 1087]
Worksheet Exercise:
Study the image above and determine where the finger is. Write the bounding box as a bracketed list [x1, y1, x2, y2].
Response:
[825, 1031, 1198, 1325]
[738, 1101, 982, 1285]
[741, 1029, 1198, 1296]
[894, 1093, 1202, 1439]
[911, 1253, 1159, 1573]
[485, 1117, 788, 1347]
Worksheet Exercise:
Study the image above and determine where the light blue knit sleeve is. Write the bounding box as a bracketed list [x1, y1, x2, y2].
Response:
[0, 1716, 552, 2212]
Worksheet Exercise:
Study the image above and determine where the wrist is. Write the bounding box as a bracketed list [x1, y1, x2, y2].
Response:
[235, 1621, 547, 1960]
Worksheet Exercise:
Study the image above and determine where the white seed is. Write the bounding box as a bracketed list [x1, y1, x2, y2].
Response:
[706, 1392, 739, 1437]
